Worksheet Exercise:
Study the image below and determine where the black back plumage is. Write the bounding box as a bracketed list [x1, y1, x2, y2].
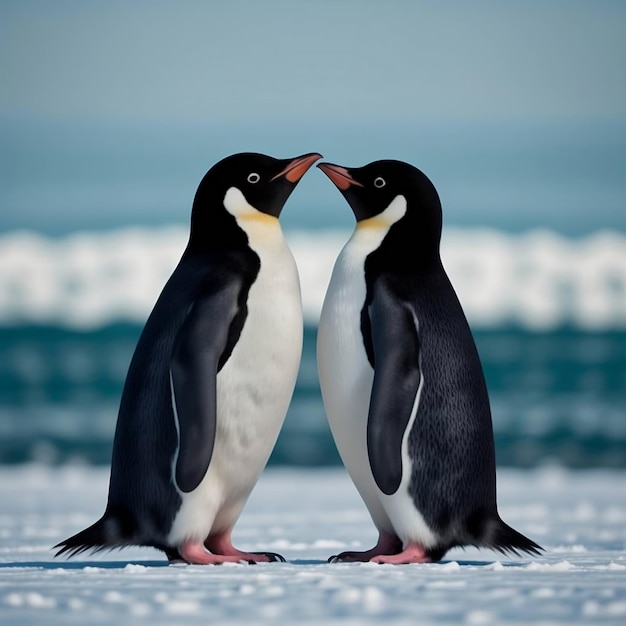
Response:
[362, 165, 498, 553]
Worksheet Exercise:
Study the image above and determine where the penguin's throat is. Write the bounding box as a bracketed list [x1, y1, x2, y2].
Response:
[223, 187, 279, 224]
[355, 195, 407, 232]
[223, 187, 281, 243]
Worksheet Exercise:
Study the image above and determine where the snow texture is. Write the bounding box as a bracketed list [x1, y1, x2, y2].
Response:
[0, 466, 625, 625]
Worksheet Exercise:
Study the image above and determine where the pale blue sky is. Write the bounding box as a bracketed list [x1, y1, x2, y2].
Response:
[2, 0, 625, 123]
[1, 1, 625, 234]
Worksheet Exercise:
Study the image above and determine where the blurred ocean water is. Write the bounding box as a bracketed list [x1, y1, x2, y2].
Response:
[1, 117, 625, 468]
[0, 323, 624, 468]
[0, 227, 624, 468]
[2, 227, 625, 329]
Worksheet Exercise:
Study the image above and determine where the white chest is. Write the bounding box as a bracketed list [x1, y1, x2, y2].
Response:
[317, 228, 376, 418]
[317, 227, 394, 531]
[168, 217, 303, 544]
[215, 221, 303, 469]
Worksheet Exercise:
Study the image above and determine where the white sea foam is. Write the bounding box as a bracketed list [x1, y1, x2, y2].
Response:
[0, 227, 625, 329]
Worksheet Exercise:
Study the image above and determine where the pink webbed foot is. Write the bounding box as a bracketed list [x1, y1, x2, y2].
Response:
[370, 542, 432, 564]
[328, 531, 403, 563]
[178, 541, 254, 565]
[204, 531, 285, 563]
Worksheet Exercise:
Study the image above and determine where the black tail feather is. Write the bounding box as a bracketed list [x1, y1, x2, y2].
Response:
[484, 515, 543, 557]
[54, 513, 133, 558]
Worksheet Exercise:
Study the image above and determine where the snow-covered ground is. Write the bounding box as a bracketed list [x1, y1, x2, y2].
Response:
[0, 465, 625, 625]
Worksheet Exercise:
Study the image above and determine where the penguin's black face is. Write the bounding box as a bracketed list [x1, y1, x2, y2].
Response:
[318, 159, 444, 268]
[317, 160, 441, 224]
[214, 152, 321, 218]
[189, 152, 321, 247]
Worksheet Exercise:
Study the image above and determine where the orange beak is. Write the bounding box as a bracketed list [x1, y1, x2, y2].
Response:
[316, 163, 364, 190]
[271, 153, 323, 183]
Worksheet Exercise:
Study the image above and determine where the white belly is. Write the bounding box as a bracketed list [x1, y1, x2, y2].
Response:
[317, 228, 394, 534]
[168, 222, 303, 544]
[318, 223, 437, 548]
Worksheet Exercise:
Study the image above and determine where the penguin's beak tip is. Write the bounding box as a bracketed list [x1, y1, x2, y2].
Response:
[272, 153, 323, 183]
[317, 163, 363, 190]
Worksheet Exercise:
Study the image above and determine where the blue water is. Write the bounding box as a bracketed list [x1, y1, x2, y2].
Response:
[1, 117, 625, 468]
[0, 324, 624, 468]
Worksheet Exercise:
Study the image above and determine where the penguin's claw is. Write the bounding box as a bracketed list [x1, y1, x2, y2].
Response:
[329, 532, 403, 563]
[328, 552, 352, 563]
[329, 543, 431, 565]
[327, 551, 373, 563]
[252, 551, 286, 563]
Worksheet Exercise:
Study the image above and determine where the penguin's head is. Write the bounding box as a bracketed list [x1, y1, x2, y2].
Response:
[190, 152, 321, 247]
[318, 159, 443, 266]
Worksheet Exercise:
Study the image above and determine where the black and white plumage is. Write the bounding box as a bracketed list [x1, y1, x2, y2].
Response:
[55, 152, 321, 564]
[317, 160, 542, 564]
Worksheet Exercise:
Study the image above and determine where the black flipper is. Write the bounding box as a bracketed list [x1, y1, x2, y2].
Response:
[170, 284, 240, 493]
[366, 282, 421, 496]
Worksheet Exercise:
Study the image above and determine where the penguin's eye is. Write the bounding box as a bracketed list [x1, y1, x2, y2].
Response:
[247, 173, 260, 184]
[374, 177, 386, 188]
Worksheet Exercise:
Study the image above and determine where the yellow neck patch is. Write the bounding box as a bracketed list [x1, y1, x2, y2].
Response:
[356, 216, 388, 230]
[239, 211, 279, 225]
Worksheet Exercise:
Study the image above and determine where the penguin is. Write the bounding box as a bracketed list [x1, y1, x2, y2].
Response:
[316, 159, 542, 564]
[55, 151, 321, 564]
